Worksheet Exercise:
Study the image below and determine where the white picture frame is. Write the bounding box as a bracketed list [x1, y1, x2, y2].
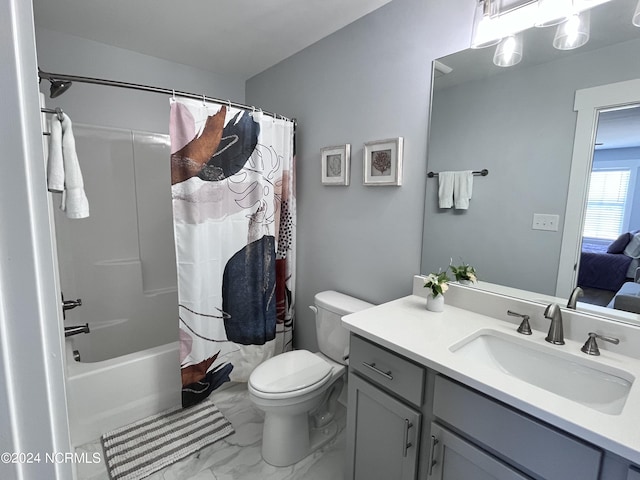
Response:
[321, 144, 351, 186]
[363, 137, 403, 186]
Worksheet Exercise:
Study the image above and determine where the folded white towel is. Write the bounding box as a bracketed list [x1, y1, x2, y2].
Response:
[454, 170, 473, 210]
[47, 117, 65, 193]
[438, 171, 454, 208]
[49, 113, 90, 219]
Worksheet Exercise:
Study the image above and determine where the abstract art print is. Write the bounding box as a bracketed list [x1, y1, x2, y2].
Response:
[363, 137, 403, 186]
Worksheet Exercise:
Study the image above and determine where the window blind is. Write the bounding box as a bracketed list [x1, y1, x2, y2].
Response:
[583, 169, 631, 240]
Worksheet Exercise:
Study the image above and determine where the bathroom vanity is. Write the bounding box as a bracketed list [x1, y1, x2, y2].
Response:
[343, 278, 640, 480]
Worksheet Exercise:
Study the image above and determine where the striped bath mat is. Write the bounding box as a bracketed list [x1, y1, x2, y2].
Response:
[101, 400, 234, 480]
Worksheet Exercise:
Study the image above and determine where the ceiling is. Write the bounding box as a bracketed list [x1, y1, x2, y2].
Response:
[32, 0, 392, 79]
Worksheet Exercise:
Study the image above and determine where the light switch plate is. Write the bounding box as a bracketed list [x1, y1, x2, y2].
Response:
[532, 213, 560, 231]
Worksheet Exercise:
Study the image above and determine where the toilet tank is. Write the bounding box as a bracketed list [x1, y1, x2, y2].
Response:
[313, 291, 374, 364]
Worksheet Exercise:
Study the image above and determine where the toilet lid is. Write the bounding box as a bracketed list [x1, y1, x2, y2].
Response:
[250, 350, 332, 394]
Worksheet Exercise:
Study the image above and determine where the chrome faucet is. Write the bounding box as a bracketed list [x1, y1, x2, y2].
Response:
[543, 303, 564, 345]
[64, 323, 90, 337]
[566, 286, 584, 310]
[581, 332, 620, 356]
[507, 310, 532, 335]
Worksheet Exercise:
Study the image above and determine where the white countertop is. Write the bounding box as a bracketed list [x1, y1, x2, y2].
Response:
[342, 294, 640, 465]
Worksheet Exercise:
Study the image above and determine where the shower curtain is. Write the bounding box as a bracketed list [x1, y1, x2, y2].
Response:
[169, 98, 295, 407]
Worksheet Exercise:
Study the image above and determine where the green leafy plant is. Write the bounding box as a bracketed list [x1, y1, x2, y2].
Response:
[449, 259, 477, 283]
[423, 270, 450, 297]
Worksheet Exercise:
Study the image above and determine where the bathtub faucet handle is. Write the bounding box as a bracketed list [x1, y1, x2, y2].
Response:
[62, 298, 82, 311]
[64, 323, 90, 337]
[61, 293, 82, 320]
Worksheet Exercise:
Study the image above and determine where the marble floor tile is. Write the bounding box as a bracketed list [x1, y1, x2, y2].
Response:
[75, 383, 346, 480]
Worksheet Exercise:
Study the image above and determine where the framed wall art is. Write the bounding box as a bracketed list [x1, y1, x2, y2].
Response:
[321, 144, 351, 186]
[363, 137, 404, 186]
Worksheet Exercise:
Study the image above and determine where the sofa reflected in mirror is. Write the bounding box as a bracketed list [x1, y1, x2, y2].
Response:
[578, 231, 640, 307]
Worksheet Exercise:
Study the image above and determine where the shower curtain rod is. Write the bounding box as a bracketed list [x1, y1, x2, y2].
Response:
[38, 68, 295, 124]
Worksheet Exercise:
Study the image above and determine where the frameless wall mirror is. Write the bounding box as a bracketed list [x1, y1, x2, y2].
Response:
[422, 0, 640, 324]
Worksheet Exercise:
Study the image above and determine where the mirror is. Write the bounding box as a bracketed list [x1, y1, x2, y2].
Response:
[421, 0, 640, 323]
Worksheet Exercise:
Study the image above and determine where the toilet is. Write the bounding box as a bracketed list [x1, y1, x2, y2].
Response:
[248, 290, 373, 467]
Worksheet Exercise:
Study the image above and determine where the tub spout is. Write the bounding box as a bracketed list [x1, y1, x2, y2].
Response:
[65, 323, 90, 337]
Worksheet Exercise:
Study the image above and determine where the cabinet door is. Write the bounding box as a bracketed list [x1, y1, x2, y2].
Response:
[427, 423, 530, 480]
[346, 373, 421, 480]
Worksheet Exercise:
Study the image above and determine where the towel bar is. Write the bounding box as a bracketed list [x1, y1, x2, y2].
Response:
[427, 169, 488, 178]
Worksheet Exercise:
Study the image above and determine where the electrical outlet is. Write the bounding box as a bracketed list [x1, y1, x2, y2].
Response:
[532, 213, 559, 231]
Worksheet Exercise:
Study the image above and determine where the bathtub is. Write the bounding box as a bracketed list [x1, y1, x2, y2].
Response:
[65, 339, 182, 446]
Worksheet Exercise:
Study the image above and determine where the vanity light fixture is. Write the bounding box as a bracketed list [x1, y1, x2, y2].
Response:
[553, 9, 590, 50]
[535, 0, 573, 27]
[470, 0, 612, 66]
[471, 0, 502, 49]
[633, 0, 640, 27]
[493, 33, 524, 67]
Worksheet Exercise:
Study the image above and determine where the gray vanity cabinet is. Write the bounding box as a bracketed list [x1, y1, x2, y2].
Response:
[427, 422, 530, 480]
[346, 335, 426, 480]
[432, 375, 602, 480]
[347, 373, 421, 480]
[345, 334, 640, 480]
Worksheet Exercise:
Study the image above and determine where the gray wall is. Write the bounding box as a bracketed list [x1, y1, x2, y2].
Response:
[422, 38, 640, 296]
[247, 0, 474, 351]
[36, 28, 246, 133]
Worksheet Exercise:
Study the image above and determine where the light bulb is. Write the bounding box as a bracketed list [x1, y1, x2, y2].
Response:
[553, 10, 590, 50]
[493, 34, 523, 67]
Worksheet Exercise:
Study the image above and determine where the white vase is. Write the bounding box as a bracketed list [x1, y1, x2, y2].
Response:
[458, 279, 473, 285]
[426, 293, 445, 312]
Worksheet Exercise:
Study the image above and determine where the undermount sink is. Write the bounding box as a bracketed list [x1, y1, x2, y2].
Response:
[450, 329, 634, 415]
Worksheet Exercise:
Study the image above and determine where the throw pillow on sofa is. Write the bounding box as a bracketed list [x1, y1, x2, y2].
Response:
[608, 232, 632, 254]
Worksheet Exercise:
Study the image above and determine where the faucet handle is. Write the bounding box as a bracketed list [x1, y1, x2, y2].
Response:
[507, 310, 532, 335]
[581, 332, 620, 356]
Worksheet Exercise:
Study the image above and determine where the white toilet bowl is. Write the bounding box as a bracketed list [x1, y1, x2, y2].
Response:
[248, 350, 345, 467]
[248, 290, 373, 467]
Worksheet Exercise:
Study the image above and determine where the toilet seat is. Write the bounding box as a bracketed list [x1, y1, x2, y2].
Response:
[249, 350, 333, 400]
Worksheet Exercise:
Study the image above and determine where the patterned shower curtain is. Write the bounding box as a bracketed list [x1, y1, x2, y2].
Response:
[169, 98, 295, 408]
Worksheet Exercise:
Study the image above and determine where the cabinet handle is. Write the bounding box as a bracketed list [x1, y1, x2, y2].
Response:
[402, 419, 413, 457]
[362, 361, 393, 380]
[428, 435, 439, 476]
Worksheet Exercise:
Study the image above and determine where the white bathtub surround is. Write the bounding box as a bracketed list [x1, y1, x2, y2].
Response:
[343, 277, 640, 465]
[74, 383, 346, 480]
[57, 125, 178, 363]
[66, 341, 182, 446]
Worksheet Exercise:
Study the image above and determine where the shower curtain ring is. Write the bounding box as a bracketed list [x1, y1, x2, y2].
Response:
[202, 94, 206, 106]
[172, 89, 176, 100]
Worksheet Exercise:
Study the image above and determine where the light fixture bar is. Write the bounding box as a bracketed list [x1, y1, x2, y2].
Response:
[471, 0, 612, 49]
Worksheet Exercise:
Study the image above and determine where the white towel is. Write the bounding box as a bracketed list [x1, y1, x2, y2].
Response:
[47, 117, 65, 192]
[454, 170, 473, 210]
[48, 113, 90, 219]
[438, 171, 454, 208]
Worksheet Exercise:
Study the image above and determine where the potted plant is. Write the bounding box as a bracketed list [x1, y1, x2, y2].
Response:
[423, 270, 450, 312]
[449, 260, 477, 285]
